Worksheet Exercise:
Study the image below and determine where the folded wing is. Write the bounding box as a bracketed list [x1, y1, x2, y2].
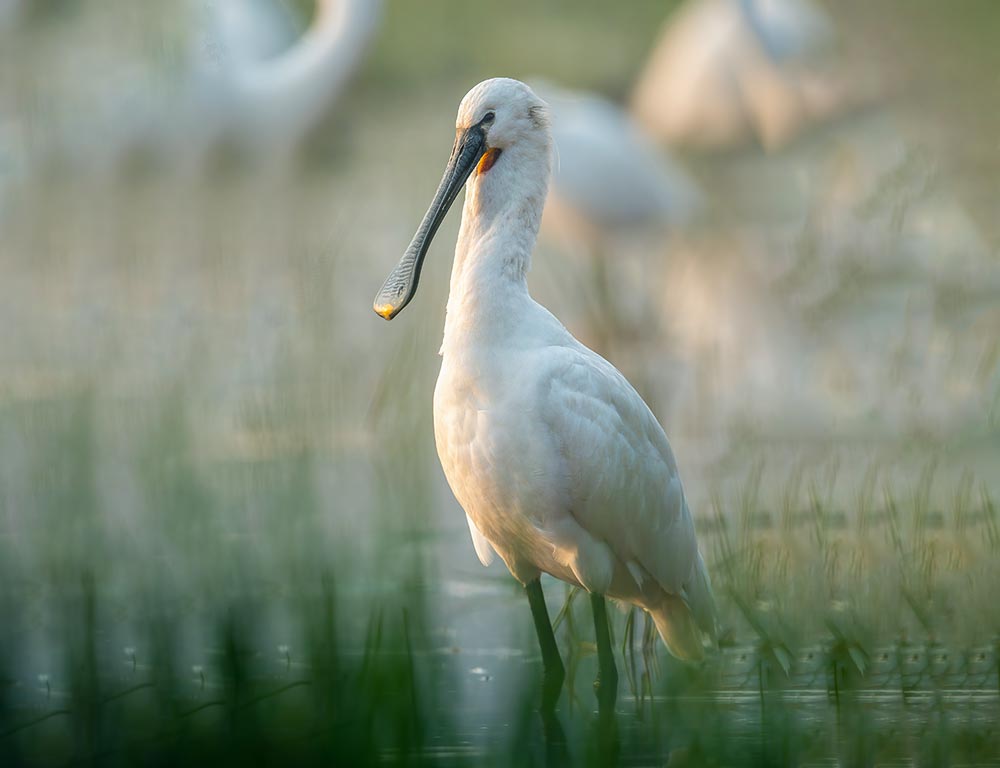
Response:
[540, 345, 714, 637]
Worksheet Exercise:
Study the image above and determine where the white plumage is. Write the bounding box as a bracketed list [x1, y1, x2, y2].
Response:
[204, 0, 304, 65]
[12, 0, 380, 173]
[192, 0, 383, 158]
[376, 78, 716, 662]
[632, 0, 847, 150]
[436, 334, 715, 658]
[531, 79, 701, 238]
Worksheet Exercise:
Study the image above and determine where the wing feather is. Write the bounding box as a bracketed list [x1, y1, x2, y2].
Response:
[540, 346, 699, 598]
[466, 513, 496, 566]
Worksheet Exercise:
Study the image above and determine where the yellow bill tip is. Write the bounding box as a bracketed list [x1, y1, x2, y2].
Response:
[374, 302, 395, 320]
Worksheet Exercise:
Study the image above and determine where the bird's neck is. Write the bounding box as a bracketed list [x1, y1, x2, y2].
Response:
[442, 144, 551, 351]
[233, 0, 379, 113]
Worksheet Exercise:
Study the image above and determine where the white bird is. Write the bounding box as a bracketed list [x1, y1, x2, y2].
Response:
[373, 78, 717, 709]
[25, 0, 381, 172]
[530, 79, 702, 359]
[0, 1, 25, 210]
[533, 79, 701, 240]
[191, 0, 382, 160]
[632, 0, 848, 150]
[0, 0, 22, 29]
[203, 0, 305, 66]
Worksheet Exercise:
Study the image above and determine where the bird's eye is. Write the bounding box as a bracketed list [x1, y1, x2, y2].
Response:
[482, 111, 496, 124]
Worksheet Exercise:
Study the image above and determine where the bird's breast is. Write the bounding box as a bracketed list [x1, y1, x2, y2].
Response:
[432, 355, 567, 551]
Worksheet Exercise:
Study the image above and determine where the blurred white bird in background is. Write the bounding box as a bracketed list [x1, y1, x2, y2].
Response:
[623, 0, 995, 439]
[632, 0, 851, 150]
[10, 0, 381, 174]
[529, 79, 703, 359]
[203, 0, 305, 65]
[0, 0, 26, 210]
[0, 0, 21, 29]
[534, 79, 702, 242]
[191, 0, 382, 163]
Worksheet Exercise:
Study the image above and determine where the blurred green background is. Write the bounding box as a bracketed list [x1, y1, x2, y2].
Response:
[1, 0, 998, 764]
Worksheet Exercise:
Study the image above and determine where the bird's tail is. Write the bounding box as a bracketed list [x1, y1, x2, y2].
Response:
[649, 552, 717, 662]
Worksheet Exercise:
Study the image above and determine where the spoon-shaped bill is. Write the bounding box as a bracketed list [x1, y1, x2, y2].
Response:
[373, 125, 487, 320]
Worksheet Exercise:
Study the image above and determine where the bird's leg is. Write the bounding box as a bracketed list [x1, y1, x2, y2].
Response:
[590, 592, 618, 712]
[525, 578, 565, 712]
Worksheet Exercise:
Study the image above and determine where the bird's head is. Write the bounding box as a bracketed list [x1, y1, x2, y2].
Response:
[455, 77, 550, 166]
[373, 78, 549, 320]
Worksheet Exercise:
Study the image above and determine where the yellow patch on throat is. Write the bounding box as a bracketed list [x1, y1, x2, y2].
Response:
[477, 148, 502, 175]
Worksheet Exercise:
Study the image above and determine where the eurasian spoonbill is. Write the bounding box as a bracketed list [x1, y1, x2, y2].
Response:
[193, 0, 382, 161]
[632, 0, 848, 150]
[21, 0, 380, 172]
[204, 0, 304, 66]
[534, 79, 701, 240]
[373, 78, 717, 709]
